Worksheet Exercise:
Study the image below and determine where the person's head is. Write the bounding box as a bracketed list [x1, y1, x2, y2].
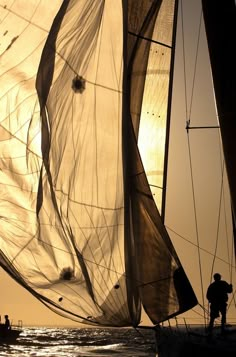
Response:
[4, 315, 8, 319]
[213, 273, 221, 281]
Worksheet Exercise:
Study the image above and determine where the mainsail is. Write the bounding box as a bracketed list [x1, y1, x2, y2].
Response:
[0, 0, 196, 326]
[202, 0, 236, 257]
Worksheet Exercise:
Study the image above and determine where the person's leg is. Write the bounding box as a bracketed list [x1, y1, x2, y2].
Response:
[208, 317, 214, 332]
[208, 304, 216, 334]
[220, 303, 227, 333]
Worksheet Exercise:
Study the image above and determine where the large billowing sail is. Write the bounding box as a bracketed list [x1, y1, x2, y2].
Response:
[0, 0, 196, 327]
[202, 0, 236, 257]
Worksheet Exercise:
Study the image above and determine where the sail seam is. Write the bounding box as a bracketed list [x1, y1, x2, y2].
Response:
[128, 31, 172, 49]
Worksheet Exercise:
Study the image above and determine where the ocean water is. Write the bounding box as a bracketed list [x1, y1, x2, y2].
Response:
[0, 327, 157, 356]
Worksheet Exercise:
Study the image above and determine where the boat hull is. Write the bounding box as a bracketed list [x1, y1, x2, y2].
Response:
[156, 325, 236, 357]
[0, 328, 21, 344]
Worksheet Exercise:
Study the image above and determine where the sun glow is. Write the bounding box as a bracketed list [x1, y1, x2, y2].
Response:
[138, 111, 167, 211]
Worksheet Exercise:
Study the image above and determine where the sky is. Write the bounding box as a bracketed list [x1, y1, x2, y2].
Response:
[0, 0, 235, 327]
[0, 268, 76, 327]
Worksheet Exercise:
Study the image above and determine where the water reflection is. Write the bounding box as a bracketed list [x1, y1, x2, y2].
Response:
[0, 327, 156, 356]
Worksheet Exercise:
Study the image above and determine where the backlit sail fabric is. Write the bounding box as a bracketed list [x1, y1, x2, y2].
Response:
[136, 0, 176, 213]
[0, 0, 196, 327]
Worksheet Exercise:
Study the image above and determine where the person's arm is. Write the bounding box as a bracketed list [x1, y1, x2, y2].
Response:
[206, 286, 212, 302]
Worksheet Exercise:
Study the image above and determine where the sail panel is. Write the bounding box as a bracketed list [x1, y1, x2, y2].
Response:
[127, 0, 176, 213]
[138, 0, 175, 212]
[202, 0, 236, 257]
[0, 0, 133, 327]
[126, 0, 197, 323]
[126, 134, 198, 322]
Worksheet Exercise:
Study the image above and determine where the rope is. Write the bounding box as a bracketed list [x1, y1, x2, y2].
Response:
[180, 0, 206, 325]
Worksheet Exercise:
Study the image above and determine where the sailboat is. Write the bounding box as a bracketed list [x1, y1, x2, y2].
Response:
[0, 0, 235, 354]
[0, 322, 21, 344]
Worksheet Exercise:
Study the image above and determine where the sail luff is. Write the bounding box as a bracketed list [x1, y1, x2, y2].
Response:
[161, 0, 179, 221]
[123, 0, 142, 327]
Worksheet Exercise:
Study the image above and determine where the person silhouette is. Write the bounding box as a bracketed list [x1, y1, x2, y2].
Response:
[206, 273, 233, 334]
[4, 315, 10, 331]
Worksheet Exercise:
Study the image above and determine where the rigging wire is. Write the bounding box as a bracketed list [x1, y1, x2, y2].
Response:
[180, 0, 206, 324]
[186, 133, 206, 324]
[166, 226, 236, 269]
[181, 1, 235, 318]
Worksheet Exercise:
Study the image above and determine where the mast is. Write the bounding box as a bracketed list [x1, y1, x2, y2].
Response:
[161, 0, 179, 221]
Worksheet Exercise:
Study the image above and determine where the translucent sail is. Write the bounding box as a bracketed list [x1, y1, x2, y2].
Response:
[0, 0, 197, 327]
[137, 0, 176, 213]
[126, 0, 197, 323]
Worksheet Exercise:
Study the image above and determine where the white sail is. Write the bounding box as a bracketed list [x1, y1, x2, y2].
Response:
[0, 0, 129, 326]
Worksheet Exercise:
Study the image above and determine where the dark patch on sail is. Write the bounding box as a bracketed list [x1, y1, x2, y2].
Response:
[72, 75, 86, 93]
[5, 36, 19, 51]
[36, 0, 70, 107]
[60, 267, 75, 281]
[74, 247, 96, 302]
[122, 0, 165, 328]
[173, 267, 198, 313]
[35, 0, 70, 216]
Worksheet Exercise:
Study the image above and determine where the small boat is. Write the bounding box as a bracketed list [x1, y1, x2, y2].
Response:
[0, 0, 235, 355]
[0, 324, 22, 344]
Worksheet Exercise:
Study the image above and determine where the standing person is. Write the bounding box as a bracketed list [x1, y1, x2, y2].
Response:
[4, 315, 10, 331]
[206, 273, 233, 334]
